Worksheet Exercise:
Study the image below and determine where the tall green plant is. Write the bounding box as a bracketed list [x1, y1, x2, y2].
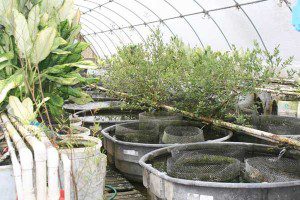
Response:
[104, 31, 293, 121]
[0, 0, 98, 120]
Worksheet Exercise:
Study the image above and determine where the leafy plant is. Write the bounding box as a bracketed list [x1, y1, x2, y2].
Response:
[0, 0, 98, 121]
[7, 95, 49, 125]
[104, 30, 293, 121]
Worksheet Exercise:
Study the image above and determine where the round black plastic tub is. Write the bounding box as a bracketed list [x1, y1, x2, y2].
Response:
[253, 115, 300, 138]
[101, 121, 233, 182]
[233, 115, 300, 144]
[139, 142, 300, 200]
[63, 101, 123, 113]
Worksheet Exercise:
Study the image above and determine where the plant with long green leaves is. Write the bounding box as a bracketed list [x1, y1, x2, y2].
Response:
[0, 0, 98, 122]
[104, 30, 293, 121]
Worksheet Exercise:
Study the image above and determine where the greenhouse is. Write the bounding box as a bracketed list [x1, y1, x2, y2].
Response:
[0, 0, 300, 199]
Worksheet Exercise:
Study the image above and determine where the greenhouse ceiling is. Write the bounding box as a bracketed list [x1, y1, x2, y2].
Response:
[75, 0, 299, 70]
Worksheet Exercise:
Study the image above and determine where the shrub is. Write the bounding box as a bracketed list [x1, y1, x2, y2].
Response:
[104, 30, 293, 121]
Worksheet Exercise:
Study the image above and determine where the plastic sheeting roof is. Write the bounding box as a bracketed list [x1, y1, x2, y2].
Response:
[75, 0, 300, 71]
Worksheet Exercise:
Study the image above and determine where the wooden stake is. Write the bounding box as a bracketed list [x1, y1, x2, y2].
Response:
[93, 85, 300, 150]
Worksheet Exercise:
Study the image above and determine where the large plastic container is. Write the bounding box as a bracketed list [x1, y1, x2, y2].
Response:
[101, 121, 232, 182]
[0, 165, 16, 200]
[253, 115, 300, 140]
[59, 136, 107, 200]
[139, 142, 300, 200]
[70, 109, 141, 130]
[63, 101, 123, 112]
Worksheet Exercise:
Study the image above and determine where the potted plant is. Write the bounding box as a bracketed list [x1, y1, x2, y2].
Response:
[0, 0, 99, 124]
[0, 0, 106, 199]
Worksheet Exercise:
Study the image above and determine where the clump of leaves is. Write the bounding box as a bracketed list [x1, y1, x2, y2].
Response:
[104, 30, 293, 121]
[0, 0, 99, 121]
[105, 30, 192, 108]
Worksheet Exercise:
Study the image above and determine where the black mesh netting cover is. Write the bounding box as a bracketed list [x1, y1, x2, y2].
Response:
[139, 111, 183, 133]
[115, 122, 159, 143]
[167, 145, 245, 182]
[165, 145, 300, 183]
[252, 115, 300, 142]
[245, 156, 300, 182]
[162, 125, 204, 144]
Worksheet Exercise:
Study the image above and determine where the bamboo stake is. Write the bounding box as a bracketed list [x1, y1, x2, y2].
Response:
[93, 85, 300, 150]
[257, 87, 300, 96]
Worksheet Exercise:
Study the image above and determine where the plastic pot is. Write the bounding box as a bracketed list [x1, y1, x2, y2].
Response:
[58, 136, 107, 200]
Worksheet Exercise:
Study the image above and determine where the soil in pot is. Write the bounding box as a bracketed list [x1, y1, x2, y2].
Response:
[57, 136, 97, 148]
[56, 126, 91, 139]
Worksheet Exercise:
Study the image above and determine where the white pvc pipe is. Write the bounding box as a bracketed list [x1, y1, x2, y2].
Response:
[9, 115, 47, 200]
[39, 130, 60, 200]
[1, 120, 24, 199]
[1, 114, 35, 200]
[61, 154, 71, 200]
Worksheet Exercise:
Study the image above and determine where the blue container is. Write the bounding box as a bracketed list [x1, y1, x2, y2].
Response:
[292, 1, 300, 31]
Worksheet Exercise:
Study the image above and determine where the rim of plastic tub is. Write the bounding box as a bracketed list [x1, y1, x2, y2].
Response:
[0, 164, 13, 169]
[58, 135, 102, 153]
[101, 121, 233, 148]
[139, 142, 300, 189]
[71, 110, 140, 125]
[63, 101, 123, 112]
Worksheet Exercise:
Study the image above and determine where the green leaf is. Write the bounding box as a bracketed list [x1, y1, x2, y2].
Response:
[40, 13, 49, 27]
[8, 96, 38, 124]
[22, 98, 34, 116]
[67, 24, 81, 43]
[13, 9, 33, 58]
[45, 60, 98, 74]
[69, 95, 93, 105]
[33, 97, 50, 116]
[31, 27, 56, 64]
[40, 0, 63, 14]
[0, 61, 17, 71]
[58, 20, 70, 39]
[0, 70, 24, 103]
[30, 0, 42, 5]
[9, 96, 28, 121]
[83, 77, 100, 85]
[45, 72, 82, 85]
[72, 9, 81, 26]
[52, 49, 71, 55]
[0, 52, 14, 63]
[0, 0, 11, 16]
[51, 37, 67, 51]
[58, 0, 74, 21]
[45, 93, 64, 107]
[28, 4, 40, 39]
[59, 86, 90, 98]
[48, 104, 64, 118]
[64, 42, 90, 54]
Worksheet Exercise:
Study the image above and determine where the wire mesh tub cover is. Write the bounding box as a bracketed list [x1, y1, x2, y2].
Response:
[139, 111, 182, 133]
[115, 122, 159, 143]
[167, 145, 245, 182]
[162, 125, 204, 144]
[245, 156, 300, 183]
